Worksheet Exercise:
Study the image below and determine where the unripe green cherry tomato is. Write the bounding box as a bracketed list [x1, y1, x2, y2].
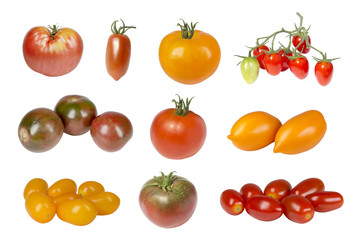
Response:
[240, 57, 259, 84]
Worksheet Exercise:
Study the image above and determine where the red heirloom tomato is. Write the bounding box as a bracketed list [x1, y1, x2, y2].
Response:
[23, 25, 83, 77]
[282, 195, 314, 224]
[290, 178, 325, 197]
[139, 172, 197, 228]
[289, 56, 309, 79]
[240, 183, 263, 201]
[264, 179, 292, 201]
[315, 61, 334, 86]
[159, 20, 220, 84]
[245, 195, 283, 221]
[220, 189, 244, 215]
[106, 19, 135, 81]
[90, 111, 133, 152]
[306, 191, 344, 212]
[264, 53, 283, 76]
[150, 95, 206, 159]
[292, 35, 311, 53]
[253, 45, 269, 69]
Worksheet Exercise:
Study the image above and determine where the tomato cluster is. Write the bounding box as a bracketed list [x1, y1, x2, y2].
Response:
[24, 178, 120, 225]
[238, 13, 337, 86]
[18, 95, 133, 153]
[220, 178, 343, 223]
[228, 110, 327, 154]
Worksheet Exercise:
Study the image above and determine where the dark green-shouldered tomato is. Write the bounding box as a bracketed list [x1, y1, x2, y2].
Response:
[240, 183, 263, 202]
[282, 195, 314, 224]
[240, 57, 259, 84]
[220, 189, 244, 215]
[18, 108, 64, 153]
[55, 95, 97, 136]
[264, 179, 292, 201]
[57, 199, 97, 226]
[25, 192, 56, 223]
[24, 178, 48, 199]
[290, 178, 325, 197]
[245, 195, 283, 221]
[139, 172, 197, 228]
[86, 192, 120, 215]
[306, 191, 344, 212]
[90, 111, 133, 152]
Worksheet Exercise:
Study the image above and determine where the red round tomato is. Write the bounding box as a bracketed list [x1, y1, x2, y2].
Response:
[292, 35, 311, 53]
[253, 45, 269, 70]
[240, 183, 263, 202]
[23, 25, 83, 77]
[282, 195, 314, 224]
[220, 189, 244, 215]
[245, 195, 283, 221]
[315, 61, 333, 86]
[90, 111, 133, 152]
[306, 191, 344, 212]
[150, 96, 206, 159]
[139, 172, 197, 228]
[278, 49, 293, 71]
[290, 178, 325, 197]
[264, 53, 283, 76]
[264, 179, 292, 201]
[289, 56, 309, 79]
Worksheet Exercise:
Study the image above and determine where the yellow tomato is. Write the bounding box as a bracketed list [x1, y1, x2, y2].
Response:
[25, 192, 56, 223]
[24, 178, 48, 199]
[78, 181, 105, 197]
[228, 111, 282, 151]
[48, 178, 77, 198]
[159, 20, 220, 85]
[52, 193, 80, 208]
[274, 110, 327, 154]
[86, 192, 120, 215]
[57, 199, 97, 226]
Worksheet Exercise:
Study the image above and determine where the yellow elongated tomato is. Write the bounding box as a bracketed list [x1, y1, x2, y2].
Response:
[86, 192, 120, 215]
[57, 199, 97, 226]
[52, 193, 80, 208]
[159, 20, 220, 84]
[25, 192, 56, 223]
[24, 178, 48, 199]
[48, 179, 77, 198]
[228, 111, 282, 151]
[274, 110, 327, 154]
[78, 181, 105, 198]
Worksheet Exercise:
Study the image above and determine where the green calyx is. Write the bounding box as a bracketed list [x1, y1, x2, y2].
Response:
[172, 95, 193, 116]
[177, 19, 198, 39]
[48, 25, 59, 39]
[151, 171, 176, 193]
[111, 19, 136, 35]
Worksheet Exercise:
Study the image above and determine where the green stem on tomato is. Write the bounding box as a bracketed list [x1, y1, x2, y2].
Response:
[172, 95, 193, 116]
[150, 172, 176, 193]
[111, 19, 136, 35]
[48, 25, 59, 39]
[177, 19, 198, 39]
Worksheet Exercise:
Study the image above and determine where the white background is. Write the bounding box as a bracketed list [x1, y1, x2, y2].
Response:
[0, 0, 354, 239]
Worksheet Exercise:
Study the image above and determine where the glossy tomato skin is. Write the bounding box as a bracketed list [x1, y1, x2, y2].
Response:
[52, 193, 80, 208]
[23, 26, 83, 76]
[18, 108, 64, 153]
[274, 110, 327, 154]
[306, 191, 344, 212]
[289, 56, 309, 79]
[278, 49, 293, 71]
[228, 111, 281, 151]
[240, 183, 263, 202]
[55, 95, 97, 136]
[150, 109, 206, 159]
[25, 192, 56, 223]
[57, 199, 97, 226]
[290, 178, 325, 197]
[315, 61, 333, 86]
[159, 30, 220, 84]
[253, 45, 269, 69]
[139, 175, 197, 228]
[264, 53, 283, 76]
[282, 195, 314, 223]
[106, 34, 131, 80]
[292, 35, 311, 53]
[48, 178, 77, 198]
[24, 178, 48, 199]
[240, 57, 260, 84]
[78, 181, 105, 198]
[86, 192, 120, 215]
[90, 111, 133, 152]
[220, 189, 244, 215]
[264, 179, 292, 201]
[245, 195, 283, 221]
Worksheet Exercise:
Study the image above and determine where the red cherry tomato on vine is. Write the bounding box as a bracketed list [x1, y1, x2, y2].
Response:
[106, 19, 135, 81]
[220, 189, 244, 215]
[306, 191, 343, 212]
[240, 183, 263, 202]
[264, 53, 283, 76]
[264, 179, 291, 201]
[253, 45, 269, 70]
[290, 178, 325, 197]
[315, 61, 333, 86]
[282, 195, 314, 224]
[245, 195, 283, 221]
[289, 56, 309, 79]
[292, 35, 311, 54]
[278, 49, 293, 72]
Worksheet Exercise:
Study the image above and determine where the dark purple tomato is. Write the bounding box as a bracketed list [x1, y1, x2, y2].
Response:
[90, 111, 133, 152]
[55, 95, 97, 136]
[18, 108, 64, 152]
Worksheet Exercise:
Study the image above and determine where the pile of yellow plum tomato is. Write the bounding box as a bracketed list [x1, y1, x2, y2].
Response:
[24, 178, 120, 226]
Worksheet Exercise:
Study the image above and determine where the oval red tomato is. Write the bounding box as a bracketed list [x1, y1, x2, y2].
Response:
[264, 179, 291, 201]
[245, 195, 283, 221]
[292, 35, 311, 53]
[306, 191, 344, 212]
[240, 183, 263, 202]
[253, 45, 269, 70]
[23, 25, 83, 77]
[278, 49, 293, 71]
[290, 178, 325, 197]
[289, 56, 309, 79]
[282, 195, 314, 224]
[220, 189, 244, 215]
[315, 61, 333, 86]
[264, 53, 283, 76]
